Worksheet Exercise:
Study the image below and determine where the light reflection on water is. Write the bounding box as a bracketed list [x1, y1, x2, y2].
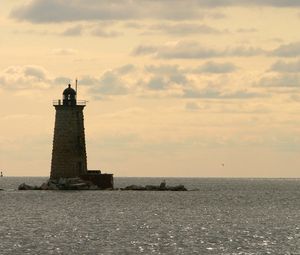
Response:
[0, 177, 300, 254]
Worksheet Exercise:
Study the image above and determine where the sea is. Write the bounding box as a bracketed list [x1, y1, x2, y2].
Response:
[0, 177, 299, 255]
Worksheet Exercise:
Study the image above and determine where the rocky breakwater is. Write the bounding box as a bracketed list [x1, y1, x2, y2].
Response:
[121, 181, 187, 191]
[18, 179, 188, 191]
[18, 178, 104, 191]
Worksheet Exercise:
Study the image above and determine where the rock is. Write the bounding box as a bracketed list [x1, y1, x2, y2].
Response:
[47, 181, 59, 190]
[167, 185, 187, 191]
[17, 178, 85, 191]
[145, 185, 159, 191]
[18, 183, 41, 190]
[122, 185, 146, 190]
[89, 184, 99, 190]
[40, 182, 49, 190]
[58, 178, 67, 186]
[68, 182, 89, 190]
[18, 183, 28, 190]
[17, 178, 189, 191]
[122, 183, 187, 191]
[46, 178, 99, 190]
[68, 177, 84, 184]
[159, 180, 166, 189]
[50, 177, 95, 190]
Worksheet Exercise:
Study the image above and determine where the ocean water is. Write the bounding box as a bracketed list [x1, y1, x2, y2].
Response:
[0, 177, 300, 254]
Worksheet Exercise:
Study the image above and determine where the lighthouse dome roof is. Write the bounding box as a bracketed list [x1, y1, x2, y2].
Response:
[63, 84, 76, 95]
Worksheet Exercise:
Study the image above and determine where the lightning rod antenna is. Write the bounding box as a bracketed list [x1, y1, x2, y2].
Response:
[75, 78, 78, 95]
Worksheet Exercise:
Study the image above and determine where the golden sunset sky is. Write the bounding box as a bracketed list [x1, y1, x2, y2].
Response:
[1, 0, 300, 177]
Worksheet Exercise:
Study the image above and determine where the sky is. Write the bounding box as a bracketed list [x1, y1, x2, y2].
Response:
[1, 0, 300, 177]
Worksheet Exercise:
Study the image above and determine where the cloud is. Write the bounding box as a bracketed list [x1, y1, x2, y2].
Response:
[0, 64, 134, 96]
[156, 41, 223, 59]
[61, 22, 122, 37]
[134, 40, 300, 60]
[87, 65, 136, 96]
[150, 23, 226, 35]
[91, 71, 129, 95]
[236, 28, 257, 33]
[145, 74, 188, 90]
[23, 66, 47, 80]
[144, 65, 189, 90]
[62, 25, 83, 36]
[185, 102, 201, 111]
[257, 74, 300, 88]
[10, 0, 201, 22]
[0, 65, 50, 90]
[115, 64, 135, 75]
[0, 66, 73, 91]
[183, 86, 263, 99]
[191, 0, 300, 8]
[290, 94, 300, 102]
[147, 76, 169, 90]
[133, 41, 265, 59]
[0, 63, 264, 101]
[10, 0, 300, 23]
[145, 64, 184, 75]
[54, 76, 71, 85]
[90, 27, 122, 37]
[50, 48, 77, 55]
[145, 62, 237, 75]
[227, 46, 265, 56]
[271, 42, 300, 57]
[78, 64, 186, 96]
[138, 64, 262, 98]
[270, 59, 300, 73]
[10, 0, 139, 23]
[132, 45, 158, 56]
[194, 61, 237, 73]
[123, 22, 145, 29]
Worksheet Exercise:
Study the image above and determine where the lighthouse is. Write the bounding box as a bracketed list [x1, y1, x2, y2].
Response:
[50, 83, 87, 179]
[50, 83, 113, 189]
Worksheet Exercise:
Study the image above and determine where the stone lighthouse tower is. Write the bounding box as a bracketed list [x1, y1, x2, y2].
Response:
[50, 84, 87, 179]
[50, 83, 113, 189]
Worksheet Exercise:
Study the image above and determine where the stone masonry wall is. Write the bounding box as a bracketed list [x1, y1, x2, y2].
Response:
[50, 105, 88, 179]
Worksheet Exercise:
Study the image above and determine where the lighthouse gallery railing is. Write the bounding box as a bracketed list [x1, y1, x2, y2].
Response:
[53, 100, 87, 106]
